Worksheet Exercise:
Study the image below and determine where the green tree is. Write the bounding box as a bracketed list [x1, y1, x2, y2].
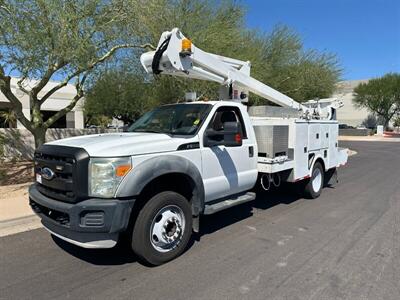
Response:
[86, 3, 341, 120]
[0, 109, 17, 128]
[393, 115, 400, 129]
[85, 72, 156, 124]
[85, 0, 255, 120]
[353, 73, 400, 129]
[84, 114, 112, 128]
[249, 26, 341, 104]
[0, 0, 155, 147]
[142, 3, 341, 104]
[361, 114, 378, 129]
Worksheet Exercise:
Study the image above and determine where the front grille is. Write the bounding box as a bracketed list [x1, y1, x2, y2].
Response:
[30, 198, 70, 227]
[35, 152, 75, 201]
[34, 145, 89, 203]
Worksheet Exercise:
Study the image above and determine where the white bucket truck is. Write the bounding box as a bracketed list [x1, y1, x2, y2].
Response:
[29, 28, 348, 265]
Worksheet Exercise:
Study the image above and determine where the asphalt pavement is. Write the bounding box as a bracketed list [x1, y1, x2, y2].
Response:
[1, 141, 399, 300]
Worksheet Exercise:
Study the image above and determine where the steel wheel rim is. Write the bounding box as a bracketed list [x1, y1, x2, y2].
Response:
[312, 167, 322, 193]
[150, 205, 185, 253]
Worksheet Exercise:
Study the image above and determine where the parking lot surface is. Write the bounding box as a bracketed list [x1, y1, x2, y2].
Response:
[1, 141, 399, 300]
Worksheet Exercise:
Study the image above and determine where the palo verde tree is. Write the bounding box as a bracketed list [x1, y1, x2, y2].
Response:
[0, 0, 155, 147]
[353, 73, 400, 129]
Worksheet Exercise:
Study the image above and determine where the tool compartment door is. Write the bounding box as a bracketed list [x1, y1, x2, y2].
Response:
[321, 124, 330, 149]
[328, 124, 339, 168]
[308, 124, 321, 151]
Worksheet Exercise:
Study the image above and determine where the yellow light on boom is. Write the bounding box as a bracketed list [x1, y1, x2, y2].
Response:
[180, 38, 192, 56]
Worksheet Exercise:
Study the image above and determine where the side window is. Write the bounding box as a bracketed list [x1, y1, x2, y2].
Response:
[207, 106, 247, 139]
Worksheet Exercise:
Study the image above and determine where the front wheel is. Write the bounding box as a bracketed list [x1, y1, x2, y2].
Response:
[304, 162, 324, 199]
[131, 191, 193, 266]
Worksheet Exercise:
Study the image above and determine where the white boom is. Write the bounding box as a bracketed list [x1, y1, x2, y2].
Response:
[141, 28, 342, 119]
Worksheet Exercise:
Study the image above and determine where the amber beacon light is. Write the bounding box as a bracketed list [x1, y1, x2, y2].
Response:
[180, 38, 192, 56]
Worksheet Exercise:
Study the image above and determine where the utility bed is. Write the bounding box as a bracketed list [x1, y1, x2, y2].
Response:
[250, 106, 348, 182]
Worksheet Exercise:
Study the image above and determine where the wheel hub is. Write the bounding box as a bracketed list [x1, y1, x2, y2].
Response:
[150, 205, 185, 252]
[163, 217, 182, 241]
[312, 167, 322, 192]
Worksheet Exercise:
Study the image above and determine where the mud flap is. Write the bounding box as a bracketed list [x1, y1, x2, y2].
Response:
[192, 215, 200, 233]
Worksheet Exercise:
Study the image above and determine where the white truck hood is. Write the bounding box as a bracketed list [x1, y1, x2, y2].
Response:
[46, 132, 190, 157]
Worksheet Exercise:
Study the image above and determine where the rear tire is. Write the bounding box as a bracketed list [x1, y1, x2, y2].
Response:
[131, 191, 193, 266]
[304, 162, 324, 199]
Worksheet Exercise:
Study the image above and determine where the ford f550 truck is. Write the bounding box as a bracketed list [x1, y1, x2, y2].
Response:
[29, 28, 348, 265]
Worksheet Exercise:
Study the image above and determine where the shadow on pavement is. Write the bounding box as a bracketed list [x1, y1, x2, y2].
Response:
[200, 183, 303, 236]
[52, 183, 303, 266]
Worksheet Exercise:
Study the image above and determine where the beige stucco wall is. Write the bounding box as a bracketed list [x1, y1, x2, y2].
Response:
[333, 79, 371, 127]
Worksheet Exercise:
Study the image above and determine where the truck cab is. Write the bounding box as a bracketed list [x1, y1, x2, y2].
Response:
[30, 100, 260, 264]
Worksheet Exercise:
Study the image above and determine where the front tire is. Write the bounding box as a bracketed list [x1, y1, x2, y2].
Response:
[131, 191, 193, 266]
[304, 162, 324, 199]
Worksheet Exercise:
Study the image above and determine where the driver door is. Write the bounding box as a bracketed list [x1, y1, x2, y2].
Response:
[201, 106, 257, 202]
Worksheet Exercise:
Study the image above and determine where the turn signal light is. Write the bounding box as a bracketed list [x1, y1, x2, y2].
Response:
[116, 165, 131, 177]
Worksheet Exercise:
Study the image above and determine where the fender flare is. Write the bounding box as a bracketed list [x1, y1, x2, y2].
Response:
[116, 155, 205, 215]
[309, 153, 326, 175]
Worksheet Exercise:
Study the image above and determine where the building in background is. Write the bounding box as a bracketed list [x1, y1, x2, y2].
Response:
[0, 77, 84, 129]
[0, 77, 378, 129]
[334, 79, 370, 127]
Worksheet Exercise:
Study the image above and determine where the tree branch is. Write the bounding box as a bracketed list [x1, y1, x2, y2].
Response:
[92, 43, 155, 66]
[39, 69, 81, 105]
[39, 43, 155, 105]
[43, 72, 88, 129]
[0, 4, 11, 14]
[31, 60, 67, 96]
[283, 85, 303, 94]
[76, 73, 88, 91]
[17, 77, 29, 95]
[278, 76, 291, 85]
[43, 92, 84, 129]
[0, 67, 32, 130]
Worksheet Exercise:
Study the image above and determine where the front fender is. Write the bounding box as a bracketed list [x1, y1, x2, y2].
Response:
[116, 155, 205, 215]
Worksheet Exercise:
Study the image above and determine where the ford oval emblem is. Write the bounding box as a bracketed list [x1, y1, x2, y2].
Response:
[41, 167, 55, 180]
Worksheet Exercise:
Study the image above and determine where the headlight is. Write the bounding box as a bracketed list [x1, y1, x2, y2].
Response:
[89, 157, 132, 198]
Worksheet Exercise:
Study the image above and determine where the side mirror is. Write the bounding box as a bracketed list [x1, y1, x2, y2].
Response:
[204, 121, 242, 147]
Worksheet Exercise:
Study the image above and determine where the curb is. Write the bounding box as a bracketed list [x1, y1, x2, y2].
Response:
[0, 215, 42, 237]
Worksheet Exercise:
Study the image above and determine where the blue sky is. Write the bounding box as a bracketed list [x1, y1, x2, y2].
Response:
[244, 0, 400, 80]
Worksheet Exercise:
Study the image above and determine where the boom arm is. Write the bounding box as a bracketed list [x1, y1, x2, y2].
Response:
[141, 28, 341, 119]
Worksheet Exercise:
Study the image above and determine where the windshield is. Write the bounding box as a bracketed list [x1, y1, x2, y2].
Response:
[128, 103, 211, 135]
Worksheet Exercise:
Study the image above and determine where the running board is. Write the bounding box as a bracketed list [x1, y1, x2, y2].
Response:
[203, 192, 256, 215]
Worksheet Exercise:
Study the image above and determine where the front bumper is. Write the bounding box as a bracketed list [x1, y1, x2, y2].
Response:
[29, 184, 135, 248]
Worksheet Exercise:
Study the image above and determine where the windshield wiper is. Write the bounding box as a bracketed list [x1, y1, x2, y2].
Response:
[131, 129, 165, 134]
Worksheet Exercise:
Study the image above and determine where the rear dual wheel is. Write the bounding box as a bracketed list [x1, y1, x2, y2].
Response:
[131, 191, 193, 266]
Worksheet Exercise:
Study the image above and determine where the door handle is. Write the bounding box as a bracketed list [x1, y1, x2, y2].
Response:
[249, 146, 254, 157]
